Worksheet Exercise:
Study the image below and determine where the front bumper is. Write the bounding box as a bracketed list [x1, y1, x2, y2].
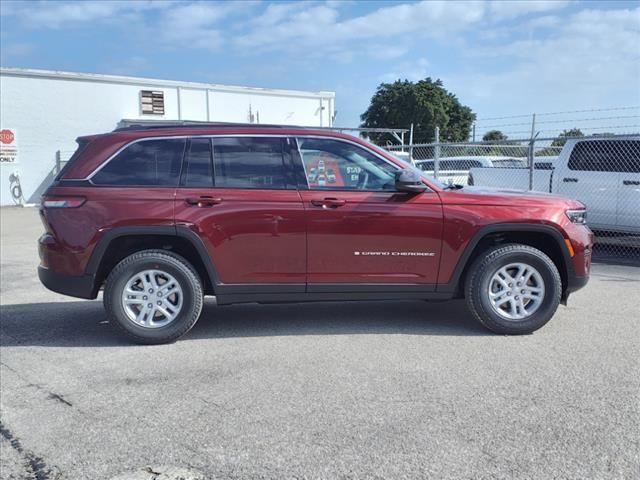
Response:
[38, 266, 97, 299]
[566, 273, 589, 294]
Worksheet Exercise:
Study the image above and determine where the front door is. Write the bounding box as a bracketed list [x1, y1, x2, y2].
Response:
[174, 136, 306, 292]
[295, 137, 443, 290]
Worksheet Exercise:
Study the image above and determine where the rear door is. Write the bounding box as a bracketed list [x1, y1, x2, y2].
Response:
[555, 140, 620, 230]
[295, 137, 443, 289]
[88, 138, 183, 231]
[174, 136, 306, 292]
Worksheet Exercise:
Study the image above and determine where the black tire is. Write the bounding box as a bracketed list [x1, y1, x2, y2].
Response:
[464, 244, 562, 335]
[104, 250, 203, 344]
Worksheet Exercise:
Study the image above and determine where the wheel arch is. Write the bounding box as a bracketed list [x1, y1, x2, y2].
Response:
[86, 226, 220, 296]
[440, 223, 574, 298]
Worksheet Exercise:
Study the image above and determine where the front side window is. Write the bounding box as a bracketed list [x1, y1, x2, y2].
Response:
[297, 138, 397, 191]
[92, 139, 185, 186]
[212, 137, 288, 189]
[568, 140, 640, 173]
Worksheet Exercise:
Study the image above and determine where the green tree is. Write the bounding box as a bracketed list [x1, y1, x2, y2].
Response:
[551, 128, 584, 147]
[360, 78, 475, 144]
[482, 130, 508, 142]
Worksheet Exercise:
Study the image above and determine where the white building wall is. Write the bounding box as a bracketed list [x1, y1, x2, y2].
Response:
[0, 68, 335, 205]
[178, 88, 208, 121]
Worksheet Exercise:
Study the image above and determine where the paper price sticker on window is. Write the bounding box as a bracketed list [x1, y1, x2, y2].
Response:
[0, 129, 18, 163]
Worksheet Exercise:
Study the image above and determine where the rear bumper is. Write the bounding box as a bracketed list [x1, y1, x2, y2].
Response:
[38, 266, 97, 299]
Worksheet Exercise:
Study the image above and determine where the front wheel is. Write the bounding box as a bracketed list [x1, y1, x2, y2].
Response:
[104, 250, 203, 344]
[465, 244, 562, 335]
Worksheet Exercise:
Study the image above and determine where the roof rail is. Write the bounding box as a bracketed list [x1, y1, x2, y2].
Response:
[115, 119, 412, 135]
[114, 120, 292, 132]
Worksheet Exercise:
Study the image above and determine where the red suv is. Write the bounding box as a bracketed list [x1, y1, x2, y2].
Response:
[39, 124, 593, 344]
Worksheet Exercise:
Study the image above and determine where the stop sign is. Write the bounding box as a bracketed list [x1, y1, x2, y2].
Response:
[0, 129, 15, 145]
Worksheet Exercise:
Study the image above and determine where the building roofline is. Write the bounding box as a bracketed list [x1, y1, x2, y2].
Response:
[0, 67, 336, 99]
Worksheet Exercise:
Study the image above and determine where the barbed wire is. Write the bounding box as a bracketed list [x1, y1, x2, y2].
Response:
[493, 124, 640, 137]
[479, 115, 640, 129]
[476, 106, 640, 122]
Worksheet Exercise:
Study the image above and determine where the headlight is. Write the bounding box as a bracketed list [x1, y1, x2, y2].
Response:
[566, 209, 587, 224]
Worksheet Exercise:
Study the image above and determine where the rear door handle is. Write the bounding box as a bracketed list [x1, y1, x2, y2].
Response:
[623, 180, 640, 186]
[185, 196, 223, 207]
[563, 178, 578, 183]
[311, 198, 346, 209]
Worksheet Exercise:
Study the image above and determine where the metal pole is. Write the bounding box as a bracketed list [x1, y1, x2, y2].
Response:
[472, 122, 476, 142]
[409, 123, 414, 165]
[434, 126, 440, 180]
[528, 113, 536, 191]
[55, 150, 61, 174]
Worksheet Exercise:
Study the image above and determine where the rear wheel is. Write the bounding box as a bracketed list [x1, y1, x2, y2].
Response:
[104, 250, 203, 344]
[465, 244, 562, 334]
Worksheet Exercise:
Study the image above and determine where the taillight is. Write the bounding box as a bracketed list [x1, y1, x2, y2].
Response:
[41, 196, 86, 208]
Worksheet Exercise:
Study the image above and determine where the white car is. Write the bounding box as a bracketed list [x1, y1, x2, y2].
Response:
[415, 156, 528, 185]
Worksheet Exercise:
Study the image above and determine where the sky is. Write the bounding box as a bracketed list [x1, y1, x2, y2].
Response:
[1, 0, 639, 137]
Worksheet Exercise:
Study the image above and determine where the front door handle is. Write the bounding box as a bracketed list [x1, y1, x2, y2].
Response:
[623, 180, 640, 186]
[563, 178, 578, 183]
[311, 198, 346, 209]
[185, 196, 223, 207]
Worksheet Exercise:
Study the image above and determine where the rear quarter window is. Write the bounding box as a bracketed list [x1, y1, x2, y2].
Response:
[54, 138, 90, 181]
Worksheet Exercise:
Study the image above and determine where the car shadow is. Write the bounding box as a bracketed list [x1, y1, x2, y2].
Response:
[0, 298, 489, 348]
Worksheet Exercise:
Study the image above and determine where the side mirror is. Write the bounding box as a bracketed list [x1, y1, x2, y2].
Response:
[395, 169, 427, 193]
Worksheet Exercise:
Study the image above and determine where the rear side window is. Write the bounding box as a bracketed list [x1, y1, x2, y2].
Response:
[491, 159, 527, 168]
[92, 139, 185, 186]
[416, 160, 482, 171]
[568, 140, 640, 173]
[212, 137, 288, 189]
[182, 138, 213, 187]
[441, 160, 483, 170]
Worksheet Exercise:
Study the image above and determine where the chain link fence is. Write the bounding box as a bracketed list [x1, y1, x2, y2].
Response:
[384, 134, 640, 263]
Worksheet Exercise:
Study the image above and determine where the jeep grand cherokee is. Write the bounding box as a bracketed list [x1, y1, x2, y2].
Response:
[38, 124, 593, 344]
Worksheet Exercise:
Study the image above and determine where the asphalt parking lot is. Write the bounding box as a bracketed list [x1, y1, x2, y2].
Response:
[1, 206, 639, 479]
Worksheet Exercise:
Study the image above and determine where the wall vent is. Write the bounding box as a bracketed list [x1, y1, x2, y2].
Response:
[140, 90, 165, 115]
